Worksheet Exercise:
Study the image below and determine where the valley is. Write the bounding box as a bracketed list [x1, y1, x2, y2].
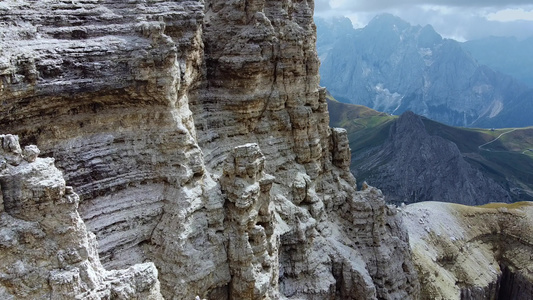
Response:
[328, 98, 533, 203]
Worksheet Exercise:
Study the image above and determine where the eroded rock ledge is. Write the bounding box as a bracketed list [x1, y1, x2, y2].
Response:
[402, 202, 533, 300]
[1, 1, 419, 299]
[0, 134, 162, 299]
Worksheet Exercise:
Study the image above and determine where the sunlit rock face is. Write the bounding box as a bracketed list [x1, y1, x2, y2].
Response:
[402, 202, 533, 300]
[1, 1, 419, 299]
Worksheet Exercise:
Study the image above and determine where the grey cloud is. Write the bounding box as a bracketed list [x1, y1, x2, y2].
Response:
[315, 0, 331, 12]
[314, 0, 533, 41]
[337, 0, 533, 12]
[386, 6, 533, 40]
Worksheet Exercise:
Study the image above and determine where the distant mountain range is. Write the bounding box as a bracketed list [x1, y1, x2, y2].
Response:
[317, 14, 533, 128]
[462, 36, 533, 88]
[328, 97, 533, 205]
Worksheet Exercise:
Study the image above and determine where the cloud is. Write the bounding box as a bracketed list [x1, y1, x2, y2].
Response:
[487, 8, 533, 22]
[316, 0, 533, 12]
[314, 0, 533, 41]
[314, 0, 331, 12]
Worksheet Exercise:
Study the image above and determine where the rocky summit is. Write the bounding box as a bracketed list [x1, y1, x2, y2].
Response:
[0, 1, 419, 299]
[354, 111, 512, 206]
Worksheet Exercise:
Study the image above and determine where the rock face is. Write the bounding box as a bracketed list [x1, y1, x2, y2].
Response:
[316, 14, 530, 128]
[355, 111, 511, 205]
[220, 143, 277, 299]
[402, 201, 533, 300]
[0, 1, 419, 299]
[0, 135, 163, 299]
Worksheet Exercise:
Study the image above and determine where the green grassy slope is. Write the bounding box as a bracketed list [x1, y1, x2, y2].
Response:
[327, 97, 396, 157]
[422, 118, 533, 201]
[328, 98, 533, 202]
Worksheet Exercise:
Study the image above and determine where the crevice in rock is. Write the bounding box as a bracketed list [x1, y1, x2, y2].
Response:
[495, 265, 533, 300]
[459, 265, 533, 300]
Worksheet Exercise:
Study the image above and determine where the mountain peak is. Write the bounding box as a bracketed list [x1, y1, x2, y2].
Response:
[393, 111, 425, 136]
[367, 13, 410, 31]
[315, 15, 354, 29]
[358, 110, 512, 205]
[418, 24, 442, 47]
[318, 12, 530, 128]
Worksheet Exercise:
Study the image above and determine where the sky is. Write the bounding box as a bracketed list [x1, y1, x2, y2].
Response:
[314, 0, 533, 41]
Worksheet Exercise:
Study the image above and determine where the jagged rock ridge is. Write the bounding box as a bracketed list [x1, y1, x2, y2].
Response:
[0, 1, 419, 299]
[354, 111, 511, 205]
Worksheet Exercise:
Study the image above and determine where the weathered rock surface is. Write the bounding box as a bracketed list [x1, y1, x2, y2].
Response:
[1, 0, 206, 274]
[221, 143, 277, 299]
[1, 1, 419, 299]
[355, 111, 511, 205]
[0, 135, 163, 299]
[402, 201, 533, 300]
[192, 1, 419, 298]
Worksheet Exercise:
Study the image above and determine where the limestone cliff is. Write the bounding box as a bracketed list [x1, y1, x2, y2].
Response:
[0, 135, 163, 299]
[1, 1, 418, 299]
[402, 201, 533, 300]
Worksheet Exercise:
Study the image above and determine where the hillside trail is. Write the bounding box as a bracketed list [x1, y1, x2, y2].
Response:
[478, 128, 517, 151]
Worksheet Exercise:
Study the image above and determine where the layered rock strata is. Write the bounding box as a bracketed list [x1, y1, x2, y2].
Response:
[192, 1, 419, 298]
[221, 143, 277, 299]
[1, 1, 419, 299]
[1, 0, 206, 272]
[402, 201, 533, 300]
[0, 135, 163, 299]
